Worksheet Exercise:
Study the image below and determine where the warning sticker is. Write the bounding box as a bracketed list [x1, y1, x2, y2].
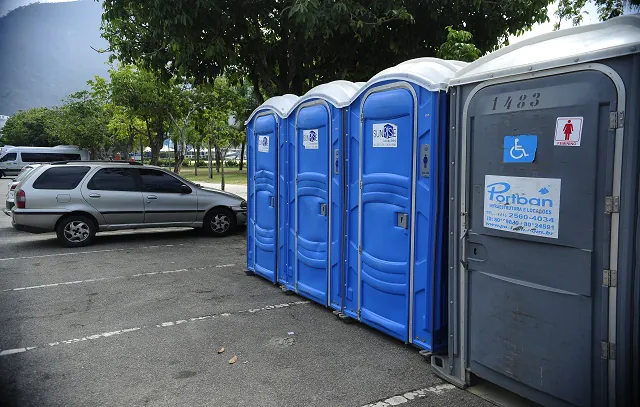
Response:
[554, 117, 583, 147]
[303, 129, 319, 150]
[372, 123, 397, 148]
[484, 175, 561, 239]
[258, 136, 269, 153]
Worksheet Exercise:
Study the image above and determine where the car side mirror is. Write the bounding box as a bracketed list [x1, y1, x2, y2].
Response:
[181, 184, 192, 194]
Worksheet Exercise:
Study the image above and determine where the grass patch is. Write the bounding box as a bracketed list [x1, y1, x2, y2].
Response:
[171, 166, 248, 185]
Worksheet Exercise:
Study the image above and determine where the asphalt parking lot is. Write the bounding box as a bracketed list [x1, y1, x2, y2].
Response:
[0, 178, 492, 407]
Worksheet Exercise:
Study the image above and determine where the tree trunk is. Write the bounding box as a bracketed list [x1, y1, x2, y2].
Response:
[195, 145, 200, 176]
[149, 128, 163, 166]
[215, 146, 221, 173]
[221, 155, 225, 191]
[140, 138, 144, 164]
[174, 154, 185, 173]
[208, 139, 213, 179]
[173, 139, 178, 168]
[239, 142, 245, 171]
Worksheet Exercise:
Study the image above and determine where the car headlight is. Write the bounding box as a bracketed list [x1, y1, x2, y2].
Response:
[240, 200, 247, 209]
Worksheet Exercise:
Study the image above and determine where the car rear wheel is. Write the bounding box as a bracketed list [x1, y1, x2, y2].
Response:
[56, 215, 96, 247]
[203, 208, 236, 237]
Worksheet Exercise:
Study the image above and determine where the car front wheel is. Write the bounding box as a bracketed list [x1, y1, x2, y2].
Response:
[203, 208, 236, 237]
[56, 215, 96, 247]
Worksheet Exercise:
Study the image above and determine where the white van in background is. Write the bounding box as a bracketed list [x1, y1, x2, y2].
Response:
[0, 145, 90, 177]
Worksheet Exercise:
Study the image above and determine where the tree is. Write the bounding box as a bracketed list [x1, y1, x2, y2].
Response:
[99, 0, 554, 100]
[0, 107, 60, 147]
[53, 91, 112, 158]
[556, 0, 639, 28]
[437, 27, 481, 62]
[90, 65, 178, 165]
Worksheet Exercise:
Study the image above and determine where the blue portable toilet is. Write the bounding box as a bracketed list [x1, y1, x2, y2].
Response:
[342, 58, 466, 351]
[283, 81, 364, 308]
[433, 15, 640, 407]
[246, 94, 299, 284]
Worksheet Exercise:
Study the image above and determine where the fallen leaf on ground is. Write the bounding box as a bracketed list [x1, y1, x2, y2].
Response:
[228, 355, 238, 364]
[218, 347, 225, 354]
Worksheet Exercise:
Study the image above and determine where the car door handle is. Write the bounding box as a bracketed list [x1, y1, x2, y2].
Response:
[89, 193, 101, 198]
[147, 195, 158, 200]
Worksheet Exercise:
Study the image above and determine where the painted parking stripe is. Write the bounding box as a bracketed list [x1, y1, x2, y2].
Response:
[0, 300, 310, 357]
[0, 242, 236, 262]
[2, 264, 236, 292]
[359, 384, 458, 407]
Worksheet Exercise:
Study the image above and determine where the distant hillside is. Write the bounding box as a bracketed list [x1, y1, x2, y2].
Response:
[0, 0, 110, 115]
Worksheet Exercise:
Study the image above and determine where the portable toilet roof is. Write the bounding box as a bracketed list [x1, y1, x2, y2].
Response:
[287, 80, 364, 113]
[351, 57, 468, 101]
[450, 14, 640, 86]
[245, 94, 299, 124]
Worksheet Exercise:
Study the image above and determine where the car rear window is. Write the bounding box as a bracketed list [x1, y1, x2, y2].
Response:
[32, 166, 91, 190]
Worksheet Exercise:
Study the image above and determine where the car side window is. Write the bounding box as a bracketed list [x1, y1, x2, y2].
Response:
[0, 153, 17, 162]
[139, 169, 190, 194]
[87, 168, 139, 192]
[32, 166, 91, 190]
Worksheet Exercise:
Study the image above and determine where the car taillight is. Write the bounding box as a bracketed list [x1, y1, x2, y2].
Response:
[16, 190, 26, 209]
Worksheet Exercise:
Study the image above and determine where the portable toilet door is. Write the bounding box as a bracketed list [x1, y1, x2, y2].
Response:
[432, 15, 640, 407]
[343, 58, 465, 350]
[285, 81, 364, 308]
[246, 94, 299, 284]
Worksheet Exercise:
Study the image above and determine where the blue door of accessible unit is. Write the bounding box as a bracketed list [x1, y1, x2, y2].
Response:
[253, 114, 278, 283]
[295, 104, 330, 305]
[358, 88, 414, 341]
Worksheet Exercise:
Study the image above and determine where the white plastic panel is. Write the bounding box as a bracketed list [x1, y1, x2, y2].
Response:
[245, 94, 300, 124]
[451, 14, 640, 86]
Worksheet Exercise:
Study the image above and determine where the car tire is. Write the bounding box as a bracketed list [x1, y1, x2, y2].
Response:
[203, 207, 236, 237]
[56, 215, 96, 247]
[0, 170, 4, 178]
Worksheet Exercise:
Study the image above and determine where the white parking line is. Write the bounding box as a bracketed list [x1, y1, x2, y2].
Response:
[0, 243, 229, 262]
[359, 384, 457, 407]
[0, 300, 310, 357]
[2, 264, 236, 292]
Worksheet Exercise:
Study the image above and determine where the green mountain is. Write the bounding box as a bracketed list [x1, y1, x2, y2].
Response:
[0, 0, 110, 115]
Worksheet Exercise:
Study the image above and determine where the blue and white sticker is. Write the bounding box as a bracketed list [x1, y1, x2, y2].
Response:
[372, 123, 397, 148]
[303, 129, 319, 150]
[258, 136, 269, 153]
[484, 175, 561, 239]
[503, 135, 537, 163]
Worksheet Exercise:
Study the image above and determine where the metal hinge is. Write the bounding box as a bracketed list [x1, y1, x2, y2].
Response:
[601, 341, 616, 360]
[360, 114, 364, 123]
[359, 180, 363, 189]
[603, 269, 617, 287]
[295, 177, 299, 185]
[605, 196, 619, 214]
[358, 245, 362, 254]
[609, 111, 624, 129]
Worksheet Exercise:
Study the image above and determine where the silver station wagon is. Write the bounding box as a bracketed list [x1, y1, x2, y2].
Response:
[11, 161, 247, 247]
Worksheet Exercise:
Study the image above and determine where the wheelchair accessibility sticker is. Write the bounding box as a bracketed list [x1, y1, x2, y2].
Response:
[503, 135, 537, 163]
[484, 175, 561, 239]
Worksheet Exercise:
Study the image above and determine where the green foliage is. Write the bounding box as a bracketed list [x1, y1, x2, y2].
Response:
[225, 160, 239, 168]
[0, 107, 60, 146]
[89, 65, 180, 164]
[99, 0, 555, 98]
[555, 0, 639, 28]
[52, 91, 111, 154]
[437, 27, 481, 62]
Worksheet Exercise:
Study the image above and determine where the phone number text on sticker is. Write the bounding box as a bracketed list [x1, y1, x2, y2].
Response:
[483, 175, 561, 239]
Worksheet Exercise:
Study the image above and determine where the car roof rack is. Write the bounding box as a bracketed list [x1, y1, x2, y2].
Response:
[50, 160, 143, 166]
